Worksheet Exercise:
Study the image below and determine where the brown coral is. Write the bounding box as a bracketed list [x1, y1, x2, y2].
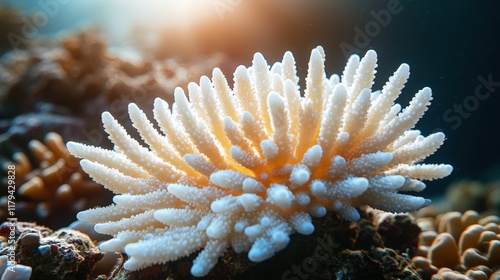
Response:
[0, 29, 230, 114]
[0, 132, 113, 228]
[0, 28, 231, 155]
[412, 210, 500, 280]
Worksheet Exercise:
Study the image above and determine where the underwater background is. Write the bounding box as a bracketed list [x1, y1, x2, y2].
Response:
[0, 0, 499, 279]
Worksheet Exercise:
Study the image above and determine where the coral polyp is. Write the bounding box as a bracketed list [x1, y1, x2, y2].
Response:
[67, 46, 452, 276]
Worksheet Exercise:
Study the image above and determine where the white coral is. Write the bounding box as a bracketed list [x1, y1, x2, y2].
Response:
[67, 46, 452, 277]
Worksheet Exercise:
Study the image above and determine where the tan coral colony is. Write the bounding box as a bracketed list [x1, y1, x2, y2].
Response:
[67, 46, 452, 277]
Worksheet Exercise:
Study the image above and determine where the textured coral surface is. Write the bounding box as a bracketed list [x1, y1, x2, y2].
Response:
[68, 46, 452, 276]
[413, 210, 500, 280]
[0, 222, 103, 280]
[109, 207, 421, 280]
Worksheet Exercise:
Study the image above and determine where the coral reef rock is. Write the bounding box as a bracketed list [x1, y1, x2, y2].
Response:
[0, 221, 103, 280]
[0, 28, 229, 154]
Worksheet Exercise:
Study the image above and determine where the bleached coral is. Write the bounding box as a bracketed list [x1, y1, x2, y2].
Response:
[67, 46, 452, 276]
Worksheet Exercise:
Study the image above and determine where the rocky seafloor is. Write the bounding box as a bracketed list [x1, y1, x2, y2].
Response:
[1, 201, 499, 279]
